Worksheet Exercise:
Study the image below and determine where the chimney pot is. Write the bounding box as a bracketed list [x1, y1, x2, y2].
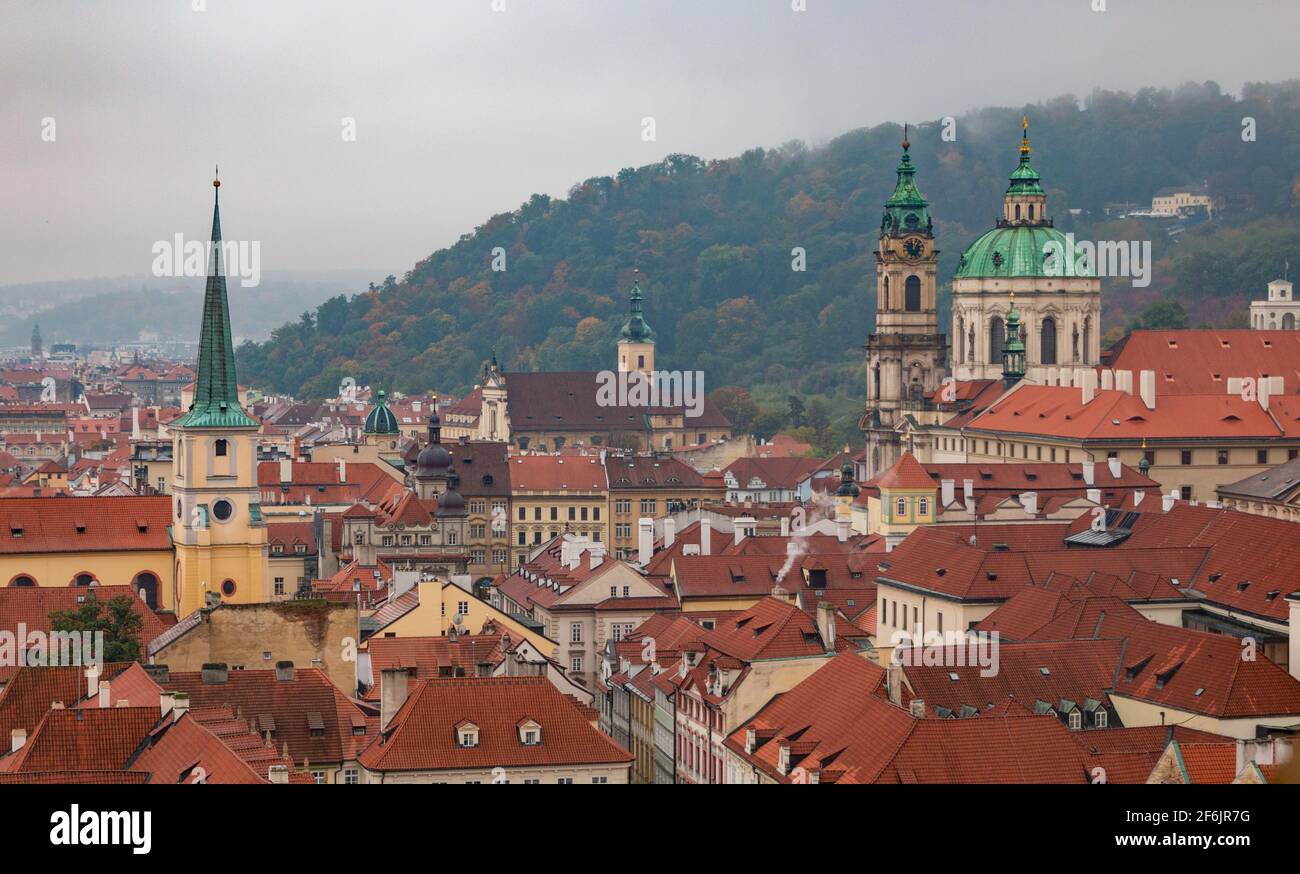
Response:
[700, 518, 712, 556]
[10, 729, 26, 753]
[380, 667, 412, 731]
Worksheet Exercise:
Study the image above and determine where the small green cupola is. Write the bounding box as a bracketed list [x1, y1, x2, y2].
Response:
[619, 268, 655, 344]
[836, 461, 860, 498]
[1002, 116, 1048, 225]
[881, 125, 932, 237]
[1001, 294, 1027, 388]
[364, 390, 400, 435]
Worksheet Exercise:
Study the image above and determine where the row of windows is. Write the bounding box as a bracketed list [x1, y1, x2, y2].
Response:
[517, 529, 601, 545]
[518, 505, 602, 522]
[376, 531, 460, 547]
[880, 598, 943, 636]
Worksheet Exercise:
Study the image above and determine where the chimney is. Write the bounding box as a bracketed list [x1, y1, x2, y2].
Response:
[1260, 376, 1275, 412]
[1288, 594, 1300, 681]
[816, 601, 837, 652]
[909, 699, 926, 718]
[836, 518, 850, 543]
[131, 404, 141, 441]
[1082, 461, 1095, 485]
[10, 729, 26, 753]
[941, 479, 955, 507]
[98, 680, 110, 708]
[1162, 490, 1176, 512]
[589, 550, 603, 570]
[1107, 457, 1122, 479]
[637, 517, 654, 566]
[159, 691, 175, 720]
[200, 663, 229, 684]
[1100, 369, 1114, 391]
[279, 458, 292, 484]
[962, 479, 974, 510]
[268, 765, 289, 785]
[337, 458, 347, 483]
[1081, 369, 1097, 405]
[1021, 491, 1038, 516]
[1139, 369, 1156, 410]
[1115, 370, 1134, 395]
[1133, 489, 1146, 508]
[172, 692, 190, 722]
[380, 668, 411, 731]
[663, 517, 676, 548]
[1086, 487, 1101, 505]
[886, 663, 902, 707]
[735, 517, 756, 545]
[779, 516, 789, 537]
[700, 518, 711, 556]
[275, 661, 294, 682]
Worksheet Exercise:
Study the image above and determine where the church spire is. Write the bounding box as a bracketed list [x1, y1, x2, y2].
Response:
[1001, 293, 1026, 388]
[882, 124, 931, 236]
[176, 170, 257, 429]
[619, 267, 655, 343]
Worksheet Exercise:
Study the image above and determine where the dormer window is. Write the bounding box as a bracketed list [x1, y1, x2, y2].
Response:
[518, 719, 542, 746]
[457, 722, 480, 748]
[1068, 710, 1082, 730]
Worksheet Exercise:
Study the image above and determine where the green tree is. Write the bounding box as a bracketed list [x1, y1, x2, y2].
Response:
[1137, 298, 1189, 329]
[49, 592, 144, 663]
[709, 386, 759, 436]
[787, 395, 806, 428]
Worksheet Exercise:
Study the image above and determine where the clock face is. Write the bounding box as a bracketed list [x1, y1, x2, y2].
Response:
[904, 238, 925, 259]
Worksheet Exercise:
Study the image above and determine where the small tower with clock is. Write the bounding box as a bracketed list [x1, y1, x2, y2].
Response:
[862, 128, 948, 479]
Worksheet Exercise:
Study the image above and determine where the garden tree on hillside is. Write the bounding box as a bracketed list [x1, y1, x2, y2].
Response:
[235, 81, 1300, 434]
[708, 386, 760, 437]
[788, 395, 805, 428]
[49, 592, 144, 663]
[1134, 299, 1190, 330]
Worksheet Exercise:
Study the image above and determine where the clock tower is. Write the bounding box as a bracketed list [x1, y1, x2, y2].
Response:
[862, 129, 948, 479]
[170, 172, 269, 616]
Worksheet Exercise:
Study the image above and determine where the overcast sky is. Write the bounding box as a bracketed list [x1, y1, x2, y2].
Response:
[3, 0, 1297, 285]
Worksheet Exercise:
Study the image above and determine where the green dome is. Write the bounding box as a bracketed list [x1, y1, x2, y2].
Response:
[954, 225, 1095, 279]
[364, 390, 400, 435]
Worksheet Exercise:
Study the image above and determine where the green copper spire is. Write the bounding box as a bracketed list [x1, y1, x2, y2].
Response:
[1006, 116, 1045, 197]
[881, 125, 932, 235]
[175, 170, 258, 429]
[1002, 293, 1026, 389]
[619, 268, 655, 343]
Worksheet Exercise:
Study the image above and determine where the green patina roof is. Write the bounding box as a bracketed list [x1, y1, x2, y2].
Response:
[954, 225, 1094, 279]
[1002, 296, 1027, 387]
[364, 390, 400, 434]
[619, 272, 655, 343]
[173, 176, 259, 430]
[880, 130, 931, 235]
[1007, 117, 1045, 197]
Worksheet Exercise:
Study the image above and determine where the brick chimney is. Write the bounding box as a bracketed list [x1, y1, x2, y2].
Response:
[200, 663, 228, 684]
[699, 518, 711, 556]
[816, 601, 837, 652]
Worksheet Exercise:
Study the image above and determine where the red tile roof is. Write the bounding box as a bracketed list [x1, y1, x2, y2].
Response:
[362, 634, 506, 700]
[0, 663, 134, 741]
[358, 676, 632, 773]
[1107, 329, 1300, 395]
[6, 705, 158, 773]
[874, 452, 935, 490]
[0, 496, 172, 555]
[162, 667, 375, 766]
[508, 455, 608, 492]
[723, 456, 826, 491]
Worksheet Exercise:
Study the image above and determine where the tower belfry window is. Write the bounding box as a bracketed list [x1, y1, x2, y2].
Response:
[215, 439, 228, 457]
[904, 275, 921, 312]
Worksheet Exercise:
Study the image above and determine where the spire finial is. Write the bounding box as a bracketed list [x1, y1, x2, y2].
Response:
[902, 123, 909, 151]
[214, 165, 220, 188]
[1020, 116, 1031, 156]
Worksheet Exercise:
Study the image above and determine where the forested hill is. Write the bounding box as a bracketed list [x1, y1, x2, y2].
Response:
[238, 80, 1300, 447]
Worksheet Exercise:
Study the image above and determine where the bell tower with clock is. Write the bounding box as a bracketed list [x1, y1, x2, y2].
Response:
[862, 128, 948, 479]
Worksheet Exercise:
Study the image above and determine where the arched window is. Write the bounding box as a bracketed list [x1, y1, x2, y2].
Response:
[882, 275, 889, 308]
[1015, 204, 1021, 221]
[989, 316, 1005, 366]
[872, 363, 881, 400]
[1083, 316, 1092, 362]
[1286, 313, 1296, 330]
[1028, 204, 1035, 220]
[904, 275, 921, 312]
[133, 572, 159, 609]
[10, 575, 36, 587]
[71, 573, 96, 587]
[1041, 316, 1058, 365]
[956, 316, 964, 362]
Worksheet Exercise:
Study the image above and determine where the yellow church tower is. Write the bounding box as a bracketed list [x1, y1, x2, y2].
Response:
[170, 171, 268, 616]
[616, 268, 655, 375]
